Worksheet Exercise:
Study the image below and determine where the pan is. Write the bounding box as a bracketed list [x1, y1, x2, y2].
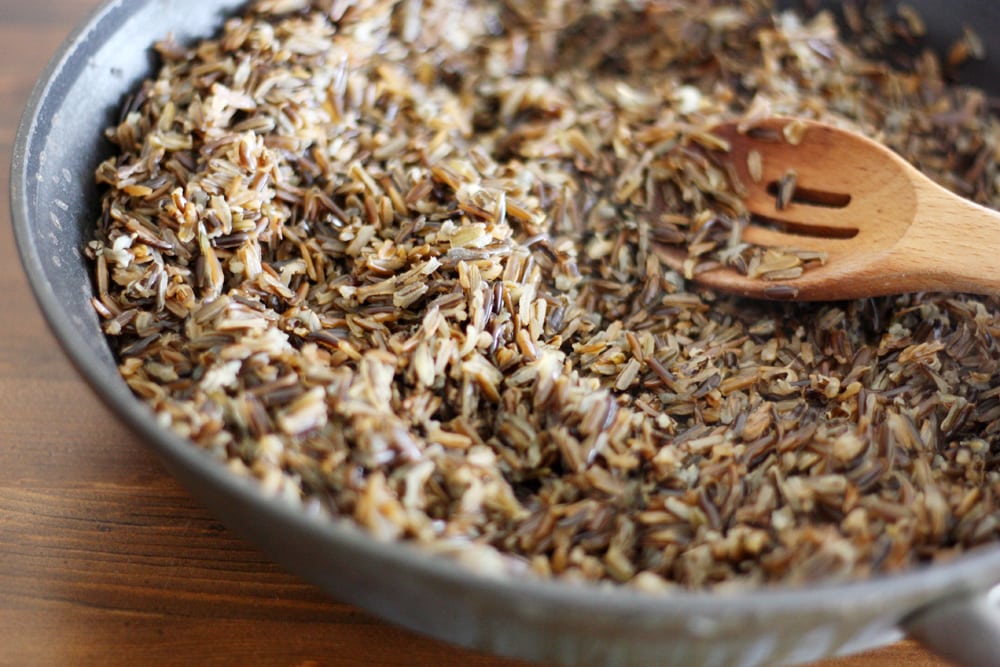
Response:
[11, 1, 1000, 665]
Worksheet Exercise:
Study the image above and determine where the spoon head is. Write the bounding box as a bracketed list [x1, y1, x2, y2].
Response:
[660, 118, 920, 300]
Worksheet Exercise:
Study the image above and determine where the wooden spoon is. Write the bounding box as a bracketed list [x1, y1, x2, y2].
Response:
[658, 117, 1000, 300]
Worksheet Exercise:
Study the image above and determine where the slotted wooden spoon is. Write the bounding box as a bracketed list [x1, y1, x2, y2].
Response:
[658, 117, 1000, 300]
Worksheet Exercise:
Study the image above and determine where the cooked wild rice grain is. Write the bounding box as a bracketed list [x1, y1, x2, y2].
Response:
[90, 0, 1000, 589]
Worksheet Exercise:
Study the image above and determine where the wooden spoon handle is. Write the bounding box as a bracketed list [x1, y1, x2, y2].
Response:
[888, 175, 1000, 295]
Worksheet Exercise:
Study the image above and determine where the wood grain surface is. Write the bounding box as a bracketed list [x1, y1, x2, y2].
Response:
[0, 1, 955, 665]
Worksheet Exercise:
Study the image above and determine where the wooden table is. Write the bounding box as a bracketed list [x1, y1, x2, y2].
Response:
[0, 1, 954, 665]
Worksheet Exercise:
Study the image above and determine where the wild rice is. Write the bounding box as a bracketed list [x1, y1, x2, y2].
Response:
[89, 0, 1000, 590]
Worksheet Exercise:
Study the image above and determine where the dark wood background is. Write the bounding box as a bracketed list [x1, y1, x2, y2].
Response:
[0, 0, 952, 664]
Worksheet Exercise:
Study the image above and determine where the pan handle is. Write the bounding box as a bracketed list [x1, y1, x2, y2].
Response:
[903, 585, 1000, 666]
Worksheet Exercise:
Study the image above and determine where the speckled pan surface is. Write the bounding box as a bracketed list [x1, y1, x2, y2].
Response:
[10, 1, 1000, 666]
